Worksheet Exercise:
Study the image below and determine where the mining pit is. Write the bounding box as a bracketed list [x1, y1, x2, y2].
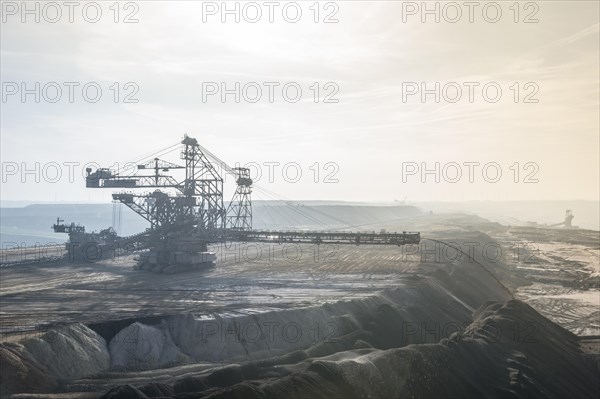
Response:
[1, 213, 598, 398]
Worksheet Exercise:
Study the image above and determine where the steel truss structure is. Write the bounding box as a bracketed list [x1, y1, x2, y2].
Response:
[77, 135, 419, 269]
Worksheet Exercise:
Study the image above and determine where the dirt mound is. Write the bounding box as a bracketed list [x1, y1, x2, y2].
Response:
[22, 323, 110, 380]
[0, 342, 57, 396]
[0, 323, 110, 397]
[109, 321, 189, 369]
[104, 300, 598, 399]
[164, 244, 515, 367]
[312, 300, 598, 398]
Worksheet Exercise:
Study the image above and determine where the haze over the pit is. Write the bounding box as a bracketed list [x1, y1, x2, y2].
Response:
[1, 1, 598, 203]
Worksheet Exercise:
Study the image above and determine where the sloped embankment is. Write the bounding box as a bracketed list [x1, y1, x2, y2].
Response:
[0, 323, 109, 397]
[101, 300, 600, 399]
[107, 242, 514, 370]
[3, 236, 597, 398]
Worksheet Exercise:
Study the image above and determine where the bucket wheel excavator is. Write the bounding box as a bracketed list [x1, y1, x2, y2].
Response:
[53, 135, 420, 273]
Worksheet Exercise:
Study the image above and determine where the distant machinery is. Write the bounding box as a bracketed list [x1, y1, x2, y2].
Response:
[52, 218, 119, 262]
[549, 209, 575, 228]
[525, 210, 577, 229]
[564, 209, 574, 228]
[55, 135, 420, 273]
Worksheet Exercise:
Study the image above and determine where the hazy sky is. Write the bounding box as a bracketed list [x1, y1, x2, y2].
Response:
[1, 1, 599, 203]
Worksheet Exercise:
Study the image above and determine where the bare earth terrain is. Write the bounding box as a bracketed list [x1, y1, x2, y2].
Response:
[1, 213, 598, 398]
